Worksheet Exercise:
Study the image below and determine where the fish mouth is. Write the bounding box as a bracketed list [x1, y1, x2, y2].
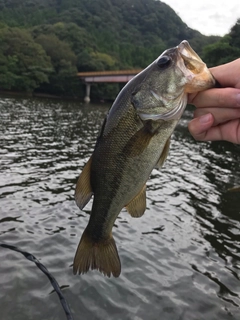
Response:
[178, 40, 202, 62]
[177, 40, 215, 93]
[177, 40, 204, 75]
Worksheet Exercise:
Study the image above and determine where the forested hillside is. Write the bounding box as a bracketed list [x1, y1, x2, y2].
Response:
[201, 19, 240, 67]
[0, 0, 238, 99]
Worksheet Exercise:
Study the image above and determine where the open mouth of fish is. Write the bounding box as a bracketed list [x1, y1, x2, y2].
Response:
[178, 40, 203, 69]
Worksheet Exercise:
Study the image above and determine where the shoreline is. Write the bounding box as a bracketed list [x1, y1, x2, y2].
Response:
[0, 90, 83, 101]
[0, 91, 114, 103]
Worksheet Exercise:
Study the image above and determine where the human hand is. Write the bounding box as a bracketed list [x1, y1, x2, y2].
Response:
[188, 59, 240, 144]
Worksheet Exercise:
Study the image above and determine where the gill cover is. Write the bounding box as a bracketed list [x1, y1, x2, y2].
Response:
[131, 50, 187, 122]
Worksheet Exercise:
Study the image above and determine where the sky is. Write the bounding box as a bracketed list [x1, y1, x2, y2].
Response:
[162, 0, 240, 36]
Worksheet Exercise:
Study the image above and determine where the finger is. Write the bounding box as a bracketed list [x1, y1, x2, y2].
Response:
[194, 107, 240, 126]
[196, 119, 240, 143]
[188, 117, 240, 143]
[189, 88, 240, 109]
[188, 113, 214, 141]
[210, 59, 240, 88]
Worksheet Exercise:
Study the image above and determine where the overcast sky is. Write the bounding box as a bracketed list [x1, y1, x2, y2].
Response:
[162, 0, 240, 36]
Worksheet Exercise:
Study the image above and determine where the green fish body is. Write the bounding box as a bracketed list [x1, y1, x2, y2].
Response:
[73, 41, 215, 277]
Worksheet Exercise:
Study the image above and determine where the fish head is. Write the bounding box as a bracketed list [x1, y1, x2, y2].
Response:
[131, 40, 215, 121]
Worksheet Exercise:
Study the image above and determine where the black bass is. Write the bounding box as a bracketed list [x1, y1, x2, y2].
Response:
[73, 40, 215, 277]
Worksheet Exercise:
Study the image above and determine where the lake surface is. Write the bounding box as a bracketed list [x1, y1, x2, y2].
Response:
[0, 96, 240, 320]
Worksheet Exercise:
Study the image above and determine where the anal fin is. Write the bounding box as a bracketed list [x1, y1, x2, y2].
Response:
[75, 156, 93, 210]
[125, 184, 146, 218]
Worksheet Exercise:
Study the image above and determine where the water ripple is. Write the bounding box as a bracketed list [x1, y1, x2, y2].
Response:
[0, 97, 240, 319]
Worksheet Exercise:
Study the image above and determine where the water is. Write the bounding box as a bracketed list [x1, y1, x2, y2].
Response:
[0, 96, 240, 320]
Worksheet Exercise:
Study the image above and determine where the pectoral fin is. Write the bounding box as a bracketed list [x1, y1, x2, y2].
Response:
[124, 122, 155, 158]
[125, 184, 146, 218]
[75, 156, 93, 210]
[155, 137, 171, 169]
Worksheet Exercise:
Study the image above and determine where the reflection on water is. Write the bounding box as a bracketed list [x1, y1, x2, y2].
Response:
[0, 97, 240, 320]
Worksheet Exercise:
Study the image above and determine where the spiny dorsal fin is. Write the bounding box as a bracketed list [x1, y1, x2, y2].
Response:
[125, 184, 146, 218]
[155, 137, 171, 169]
[73, 230, 121, 278]
[75, 156, 93, 210]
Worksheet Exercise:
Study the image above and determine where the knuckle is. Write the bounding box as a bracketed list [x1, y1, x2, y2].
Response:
[216, 91, 227, 106]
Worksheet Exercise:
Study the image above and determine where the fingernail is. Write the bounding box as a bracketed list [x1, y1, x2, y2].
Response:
[199, 113, 212, 124]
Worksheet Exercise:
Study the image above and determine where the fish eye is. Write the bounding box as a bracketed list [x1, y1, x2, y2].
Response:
[157, 56, 171, 68]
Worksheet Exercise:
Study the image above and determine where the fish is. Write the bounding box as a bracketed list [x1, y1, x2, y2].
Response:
[73, 40, 215, 277]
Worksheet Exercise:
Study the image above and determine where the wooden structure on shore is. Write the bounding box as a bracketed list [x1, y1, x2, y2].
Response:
[77, 69, 142, 102]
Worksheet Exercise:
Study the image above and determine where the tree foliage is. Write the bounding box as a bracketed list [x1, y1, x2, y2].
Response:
[0, 27, 52, 91]
[0, 0, 237, 98]
[35, 33, 78, 94]
[202, 20, 240, 67]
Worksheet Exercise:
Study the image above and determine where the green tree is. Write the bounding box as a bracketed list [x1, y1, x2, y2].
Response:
[229, 19, 240, 48]
[35, 33, 78, 94]
[0, 27, 52, 92]
[0, 0, 226, 99]
[202, 35, 240, 67]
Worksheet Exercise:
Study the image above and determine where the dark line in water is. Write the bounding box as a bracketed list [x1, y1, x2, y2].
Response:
[0, 243, 74, 320]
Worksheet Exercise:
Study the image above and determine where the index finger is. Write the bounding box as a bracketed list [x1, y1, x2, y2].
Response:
[189, 87, 240, 109]
[210, 59, 240, 88]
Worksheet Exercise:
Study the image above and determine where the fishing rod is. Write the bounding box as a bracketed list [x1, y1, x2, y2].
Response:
[0, 243, 74, 320]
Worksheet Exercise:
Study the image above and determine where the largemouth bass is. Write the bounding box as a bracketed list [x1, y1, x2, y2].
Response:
[73, 40, 215, 277]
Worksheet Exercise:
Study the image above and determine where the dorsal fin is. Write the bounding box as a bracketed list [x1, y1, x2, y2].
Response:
[125, 184, 146, 218]
[75, 156, 93, 210]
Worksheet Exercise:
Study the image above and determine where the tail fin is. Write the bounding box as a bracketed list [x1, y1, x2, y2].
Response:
[73, 230, 121, 278]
